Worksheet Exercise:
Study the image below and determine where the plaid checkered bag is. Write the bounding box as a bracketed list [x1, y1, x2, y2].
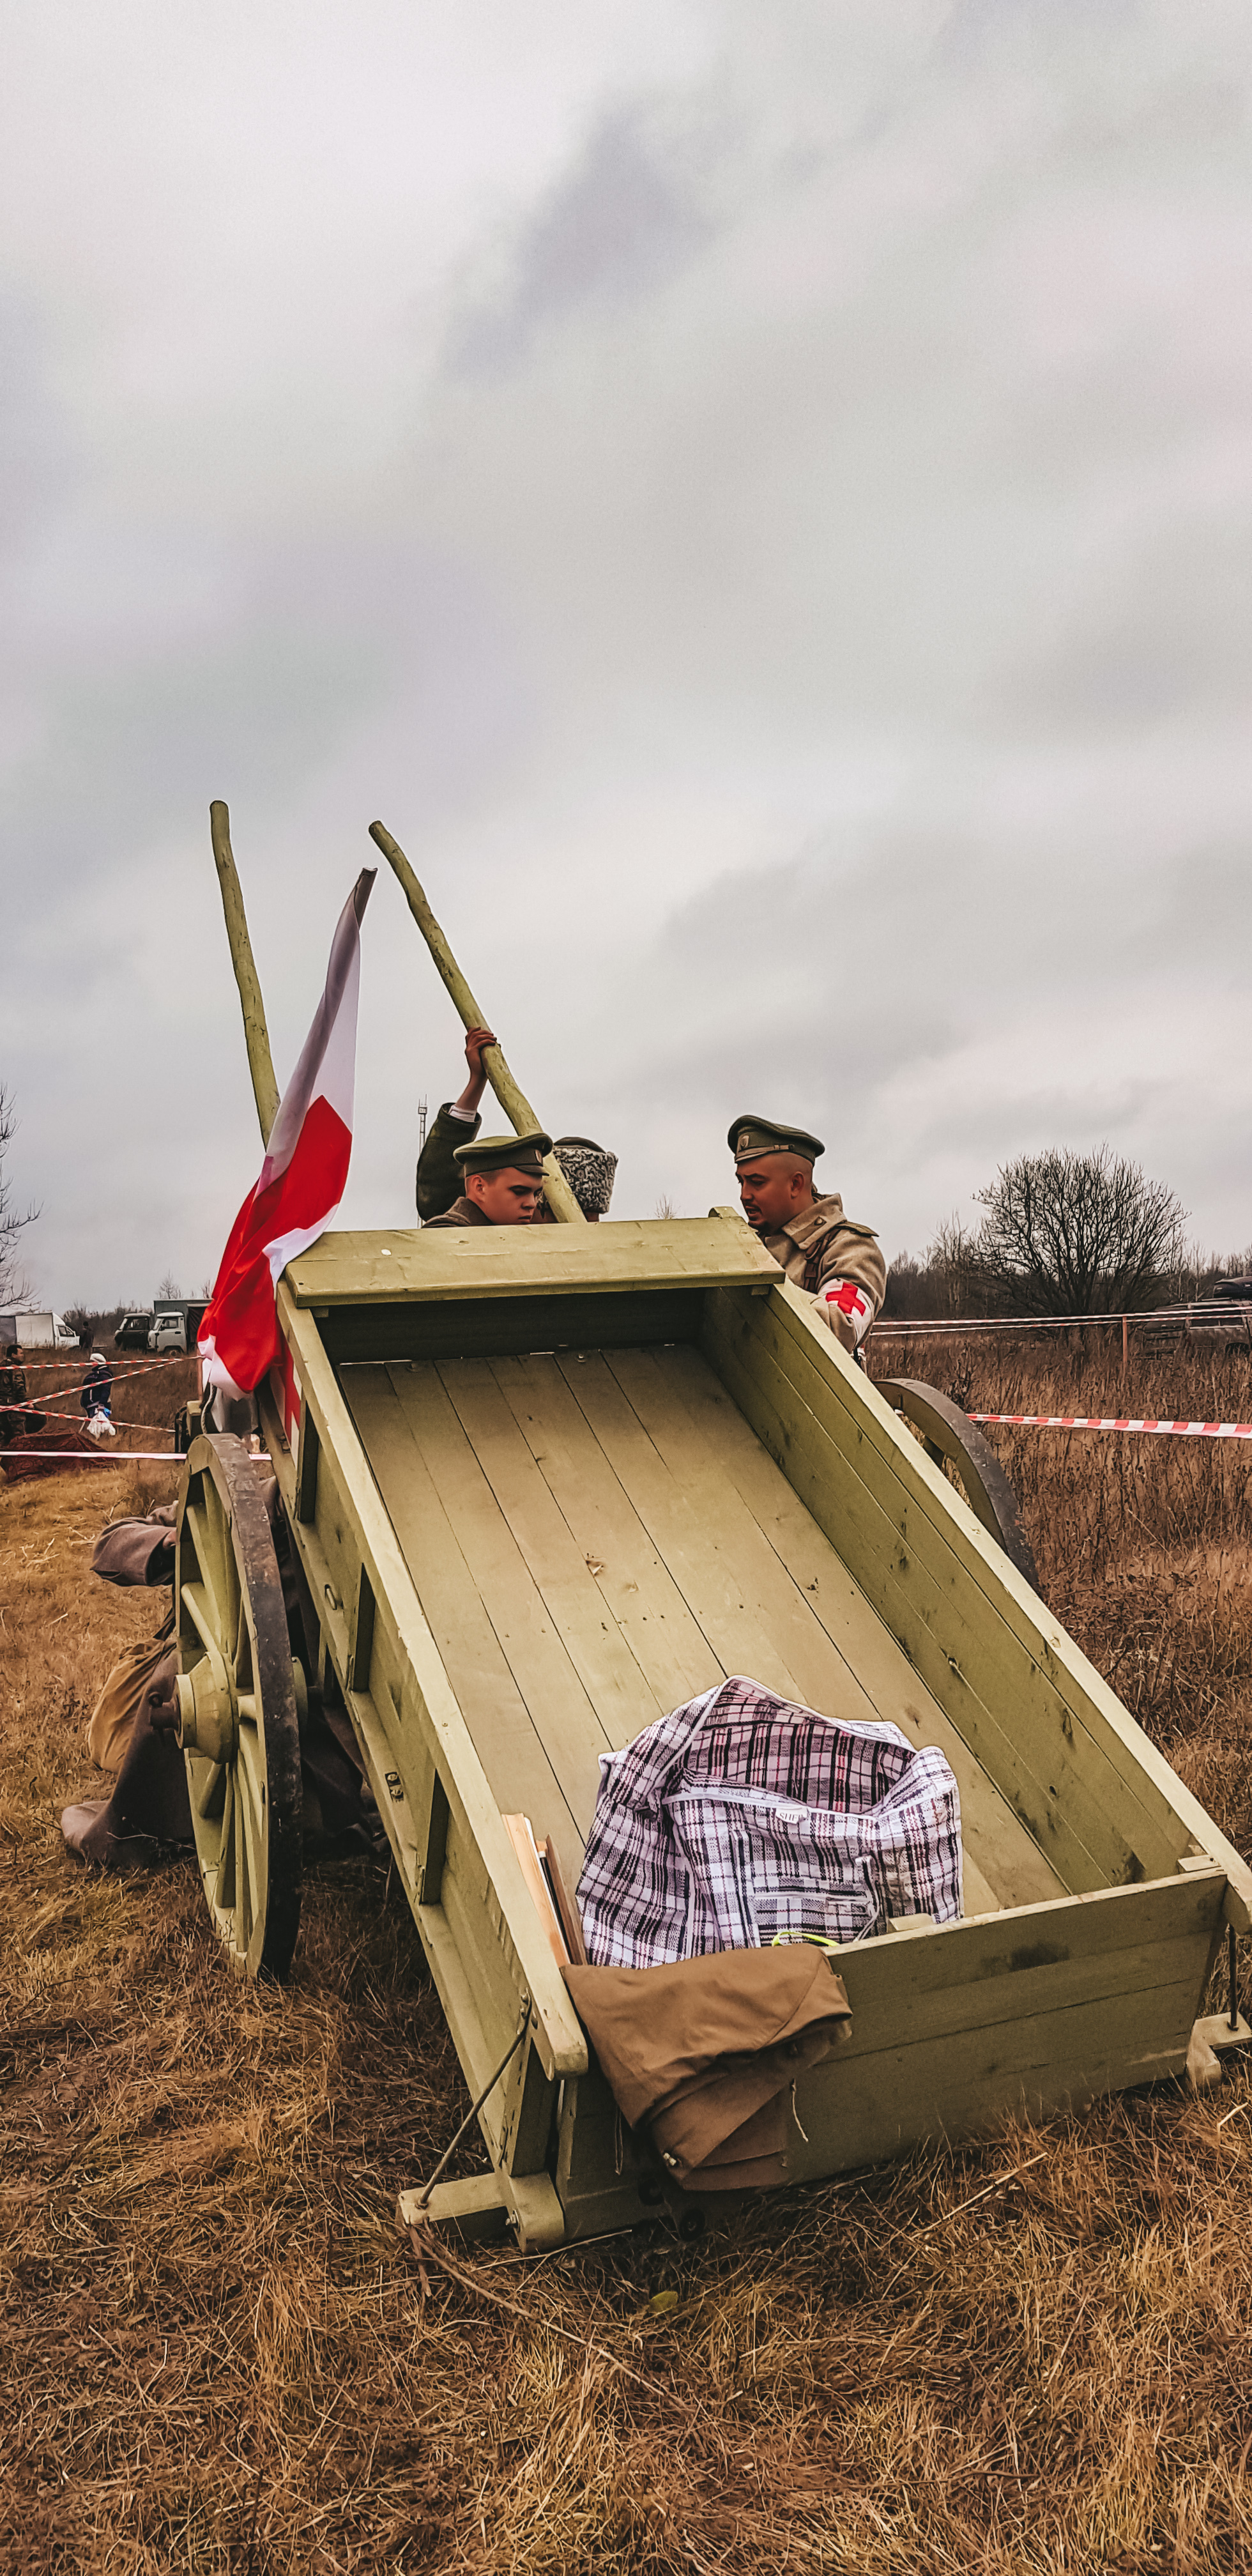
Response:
[577, 1675, 962, 1969]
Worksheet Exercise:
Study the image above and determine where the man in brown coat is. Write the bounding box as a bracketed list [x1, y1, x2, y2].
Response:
[422, 1130, 552, 1229]
[729, 1115, 885, 1358]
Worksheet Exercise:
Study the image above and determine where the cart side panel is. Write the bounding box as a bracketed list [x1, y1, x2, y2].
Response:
[784, 1869, 1226, 2181]
[701, 1282, 1233, 1902]
[264, 1296, 588, 2225]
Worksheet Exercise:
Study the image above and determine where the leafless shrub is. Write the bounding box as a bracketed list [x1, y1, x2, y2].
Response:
[0, 1081, 38, 1309]
[970, 1145, 1187, 1315]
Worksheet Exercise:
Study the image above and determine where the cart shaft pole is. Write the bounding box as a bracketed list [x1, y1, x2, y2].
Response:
[210, 801, 280, 1147]
[369, 819, 586, 1225]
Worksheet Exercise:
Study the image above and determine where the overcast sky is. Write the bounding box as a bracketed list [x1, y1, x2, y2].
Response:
[3, 0, 1251, 1307]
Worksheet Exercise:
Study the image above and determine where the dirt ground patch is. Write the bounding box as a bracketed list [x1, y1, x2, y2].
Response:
[5, 1410, 1252, 2573]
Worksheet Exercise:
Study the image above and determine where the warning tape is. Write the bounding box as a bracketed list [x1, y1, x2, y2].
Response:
[0, 1448, 270, 1465]
[8, 1354, 187, 1376]
[1, 1357, 193, 1411]
[971, 1412, 1252, 1441]
[0, 1448, 181, 1465]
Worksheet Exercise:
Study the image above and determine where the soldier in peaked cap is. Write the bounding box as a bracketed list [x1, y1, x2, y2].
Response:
[729, 1116, 885, 1360]
[422, 1129, 553, 1229]
[416, 1026, 619, 1223]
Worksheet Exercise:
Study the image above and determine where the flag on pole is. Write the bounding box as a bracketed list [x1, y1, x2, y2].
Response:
[199, 869, 375, 1397]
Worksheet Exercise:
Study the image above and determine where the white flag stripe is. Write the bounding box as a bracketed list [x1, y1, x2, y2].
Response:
[261, 871, 372, 1188]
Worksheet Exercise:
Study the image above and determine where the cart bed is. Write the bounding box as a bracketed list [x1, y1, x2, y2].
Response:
[344, 1343, 1064, 1917]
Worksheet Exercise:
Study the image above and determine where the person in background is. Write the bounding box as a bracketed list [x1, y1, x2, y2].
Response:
[729, 1116, 885, 1361]
[537, 1137, 618, 1222]
[81, 1351, 113, 1421]
[0, 1342, 43, 1448]
[423, 1131, 551, 1229]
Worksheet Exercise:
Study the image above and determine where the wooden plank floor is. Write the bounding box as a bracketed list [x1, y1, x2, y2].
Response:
[342, 1347, 1067, 1910]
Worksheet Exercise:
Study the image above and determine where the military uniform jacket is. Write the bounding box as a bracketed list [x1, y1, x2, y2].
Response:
[761, 1192, 885, 1354]
[422, 1196, 492, 1231]
[416, 1103, 480, 1223]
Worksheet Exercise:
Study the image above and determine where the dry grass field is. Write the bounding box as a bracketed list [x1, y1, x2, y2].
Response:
[4, 1338, 1252, 2573]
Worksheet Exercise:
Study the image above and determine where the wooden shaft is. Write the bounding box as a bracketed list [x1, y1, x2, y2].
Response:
[369, 819, 586, 1225]
[210, 801, 280, 1147]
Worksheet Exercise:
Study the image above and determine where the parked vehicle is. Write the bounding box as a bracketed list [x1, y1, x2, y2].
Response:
[115, 1312, 155, 1353]
[1186, 1276, 1252, 1347]
[148, 1300, 208, 1356]
[0, 1311, 79, 1350]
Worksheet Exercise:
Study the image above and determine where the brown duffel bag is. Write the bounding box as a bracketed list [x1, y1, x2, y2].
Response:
[563, 1943, 852, 2192]
[86, 1627, 175, 1771]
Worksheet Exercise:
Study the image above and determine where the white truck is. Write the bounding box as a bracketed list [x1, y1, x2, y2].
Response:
[0, 1311, 79, 1351]
[148, 1300, 208, 1355]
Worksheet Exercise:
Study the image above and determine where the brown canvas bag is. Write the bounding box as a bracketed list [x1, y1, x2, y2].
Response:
[86, 1630, 176, 1771]
[563, 1945, 851, 2191]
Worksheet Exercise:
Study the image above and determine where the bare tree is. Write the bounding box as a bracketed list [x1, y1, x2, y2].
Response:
[0, 1084, 38, 1308]
[970, 1147, 1187, 1315]
[885, 1216, 989, 1319]
[156, 1273, 183, 1300]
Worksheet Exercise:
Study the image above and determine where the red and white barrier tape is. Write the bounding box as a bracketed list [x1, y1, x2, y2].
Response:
[0, 1448, 182, 1464]
[6, 1354, 187, 1376]
[972, 1412, 1252, 1441]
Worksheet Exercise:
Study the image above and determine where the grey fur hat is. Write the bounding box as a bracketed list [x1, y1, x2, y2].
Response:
[553, 1135, 618, 1217]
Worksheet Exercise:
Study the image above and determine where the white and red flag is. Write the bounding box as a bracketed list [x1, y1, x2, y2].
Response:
[199, 869, 376, 1397]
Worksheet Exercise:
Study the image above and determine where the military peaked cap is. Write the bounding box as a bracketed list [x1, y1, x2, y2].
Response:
[728, 1114, 824, 1165]
[454, 1128, 552, 1177]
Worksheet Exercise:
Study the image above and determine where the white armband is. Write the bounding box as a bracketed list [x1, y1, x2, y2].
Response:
[823, 1278, 873, 1346]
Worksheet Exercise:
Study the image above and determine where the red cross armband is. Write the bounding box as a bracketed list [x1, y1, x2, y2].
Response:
[823, 1276, 873, 1346]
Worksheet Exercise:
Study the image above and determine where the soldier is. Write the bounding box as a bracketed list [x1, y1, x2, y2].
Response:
[729, 1116, 885, 1360]
[418, 1027, 618, 1223]
[416, 1025, 496, 1220]
[422, 1130, 553, 1229]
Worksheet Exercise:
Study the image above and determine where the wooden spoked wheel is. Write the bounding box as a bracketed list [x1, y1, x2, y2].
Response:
[880, 1378, 1040, 1592]
[175, 1433, 303, 1980]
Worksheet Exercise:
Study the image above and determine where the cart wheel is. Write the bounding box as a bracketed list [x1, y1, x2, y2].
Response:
[174, 1432, 303, 1980]
[880, 1377, 1039, 1591]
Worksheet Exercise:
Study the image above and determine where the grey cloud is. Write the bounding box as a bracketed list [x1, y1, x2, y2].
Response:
[448, 105, 715, 374]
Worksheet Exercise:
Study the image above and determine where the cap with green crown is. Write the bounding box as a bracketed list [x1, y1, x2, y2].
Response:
[728, 1115, 823, 1165]
[454, 1129, 552, 1177]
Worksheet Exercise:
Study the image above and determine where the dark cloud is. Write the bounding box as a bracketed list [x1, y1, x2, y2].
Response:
[448, 105, 714, 374]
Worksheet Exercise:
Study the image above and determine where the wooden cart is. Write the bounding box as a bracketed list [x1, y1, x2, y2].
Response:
[173, 813, 1252, 2251]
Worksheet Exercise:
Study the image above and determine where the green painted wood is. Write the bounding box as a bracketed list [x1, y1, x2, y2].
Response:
[367, 815, 586, 1232]
[339, 1361, 585, 1867]
[491, 1353, 725, 1721]
[383, 1362, 609, 1860]
[783, 1872, 1225, 2178]
[273, 1286, 588, 2085]
[655, 1344, 1064, 1914]
[704, 1289, 1151, 1896]
[437, 1358, 666, 1757]
[286, 1213, 777, 1307]
[209, 800, 280, 1147]
[555, 1351, 818, 1703]
[726, 1282, 1252, 1926]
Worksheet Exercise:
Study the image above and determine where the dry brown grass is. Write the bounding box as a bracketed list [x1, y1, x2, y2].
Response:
[5, 1369, 1252, 2573]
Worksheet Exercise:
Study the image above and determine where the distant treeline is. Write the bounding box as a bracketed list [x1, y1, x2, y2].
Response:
[883, 1147, 1250, 1321]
